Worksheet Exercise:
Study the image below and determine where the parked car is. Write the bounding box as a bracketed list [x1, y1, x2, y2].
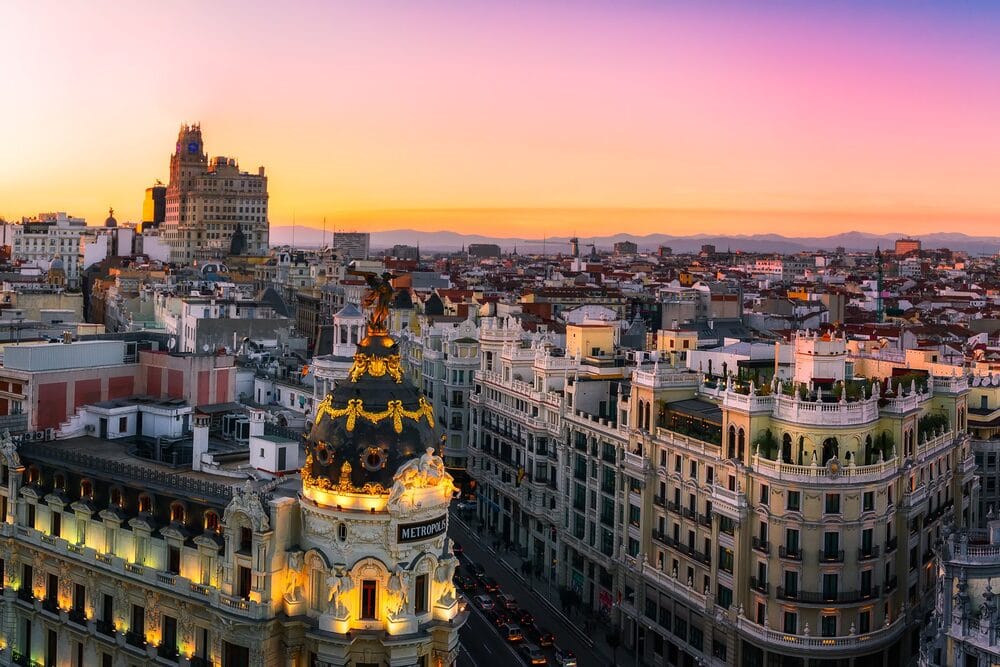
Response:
[519, 643, 548, 666]
[529, 625, 556, 647]
[481, 576, 500, 593]
[473, 594, 494, 611]
[502, 623, 525, 643]
[496, 593, 517, 610]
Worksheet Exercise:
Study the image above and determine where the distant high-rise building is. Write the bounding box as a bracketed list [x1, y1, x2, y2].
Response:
[388, 244, 419, 260]
[894, 237, 921, 256]
[658, 245, 672, 257]
[142, 182, 166, 228]
[569, 236, 580, 257]
[332, 231, 370, 260]
[467, 243, 500, 258]
[613, 240, 638, 255]
[700, 244, 717, 256]
[161, 123, 269, 262]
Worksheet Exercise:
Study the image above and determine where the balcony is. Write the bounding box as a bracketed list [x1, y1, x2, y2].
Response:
[818, 549, 845, 563]
[681, 507, 696, 521]
[736, 613, 908, 654]
[886, 537, 898, 553]
[666, 500, 681, 515]
[125, 630, 146, 648]
[776, 586, 880, 604]
[68, 607, 87, 626]
[858, 546, 880, 561]
[885, 576, 898, 592]
[96, 619, 115, 636]
[697, 513, 712, 527]
[16, 586, 32, 603]
[653, 495, 666, 508]
[779, 546, 802, 561]
[752, 537, 770, 555]
[750, 577, 770, 594]
[158, 644, 180, 661]
[41, 596, 59, 614]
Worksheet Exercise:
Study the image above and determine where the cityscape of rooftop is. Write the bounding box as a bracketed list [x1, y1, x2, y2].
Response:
[2, 3, 999, 667]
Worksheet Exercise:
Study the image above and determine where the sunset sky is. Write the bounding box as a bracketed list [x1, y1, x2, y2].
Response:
[2, 1, 999, 238]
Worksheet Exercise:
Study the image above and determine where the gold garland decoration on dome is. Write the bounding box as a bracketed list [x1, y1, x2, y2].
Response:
[300, 452, 388, 495]
[348, 352, 403, 383]
[314, 396, 435, 434]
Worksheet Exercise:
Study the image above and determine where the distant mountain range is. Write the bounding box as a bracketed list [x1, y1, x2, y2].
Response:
[269, 227, 1000, 255]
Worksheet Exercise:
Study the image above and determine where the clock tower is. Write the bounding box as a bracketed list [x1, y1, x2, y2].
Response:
[161, 123, 270, 262]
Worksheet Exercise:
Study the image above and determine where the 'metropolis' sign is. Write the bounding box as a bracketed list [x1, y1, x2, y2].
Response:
[398, 515, 448, 543]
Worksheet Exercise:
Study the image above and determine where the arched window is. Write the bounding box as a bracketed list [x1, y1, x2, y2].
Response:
[26, 466, 39, 485]
[80, 480, 93, 498]
[728, 426, 737, 459]
[170, 502, 185, 524]
[822, 438, 839, 464]
[782, 434, 792, 463]
[737, 428, 746, 460]
[138, 494, 152, 514]
[110, 488, 123, 508]
[204, 510, 219, 532]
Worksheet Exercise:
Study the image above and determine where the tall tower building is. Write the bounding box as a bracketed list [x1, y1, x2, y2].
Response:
[162, 123, 269, 262]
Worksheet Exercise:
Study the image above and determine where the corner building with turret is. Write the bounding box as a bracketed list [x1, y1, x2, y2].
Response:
[469, 323, 977, 667]
[0, 327, 464, 665]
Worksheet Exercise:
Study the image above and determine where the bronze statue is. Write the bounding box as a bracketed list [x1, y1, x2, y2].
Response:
[358, 271, 396, 334]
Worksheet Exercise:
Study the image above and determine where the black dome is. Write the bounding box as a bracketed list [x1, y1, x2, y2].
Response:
[303, 332, 435, 494]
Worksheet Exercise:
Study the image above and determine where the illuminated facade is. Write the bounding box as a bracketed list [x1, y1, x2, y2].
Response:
[161, 124, 269, 263]
[0, 293, 464, 665]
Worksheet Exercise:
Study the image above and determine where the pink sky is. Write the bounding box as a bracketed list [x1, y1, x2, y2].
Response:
[1, 1, 998, 237]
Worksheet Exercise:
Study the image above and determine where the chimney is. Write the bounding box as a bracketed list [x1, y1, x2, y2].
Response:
[248, 408, 265, 438]
[192, 413, 210, 472]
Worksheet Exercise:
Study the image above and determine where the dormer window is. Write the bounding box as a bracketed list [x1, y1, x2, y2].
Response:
[204, 510, 219, 533]
[110, 488, 123, 508]
[80, 480, 93, 499]
[26, 466, 39, 485]
[54, 473, 66, 491]
[138, 494, 152, 514]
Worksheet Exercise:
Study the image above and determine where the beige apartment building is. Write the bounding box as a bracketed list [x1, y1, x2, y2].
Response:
[470, 323, 977, 667]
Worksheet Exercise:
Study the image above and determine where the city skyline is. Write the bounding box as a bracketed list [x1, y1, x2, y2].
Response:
[3, 1, 1000, 237]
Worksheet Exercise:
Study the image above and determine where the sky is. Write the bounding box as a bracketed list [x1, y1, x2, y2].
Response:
[2, 1, 999, 238]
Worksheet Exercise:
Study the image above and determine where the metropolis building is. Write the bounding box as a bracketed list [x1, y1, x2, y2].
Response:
[161, 123, 270, 262]
[0, 285, 464, 666]
[470, 322, 977, 667]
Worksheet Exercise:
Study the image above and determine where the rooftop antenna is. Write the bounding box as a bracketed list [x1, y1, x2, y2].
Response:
[322, 216, 327, 250]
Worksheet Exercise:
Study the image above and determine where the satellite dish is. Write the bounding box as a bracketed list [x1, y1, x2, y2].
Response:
[167, 338, 176, 350]
[973, 377, 981, 387]
[202, 343, 211, 353]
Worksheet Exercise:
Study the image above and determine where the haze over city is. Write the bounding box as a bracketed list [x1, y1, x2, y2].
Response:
[3, 0, 1000, 238]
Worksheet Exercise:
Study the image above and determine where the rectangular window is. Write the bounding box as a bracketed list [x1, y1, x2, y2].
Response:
[825, 494, 841, 514]
[361, 580, 377, 619]
[51, 511, 61, 537]
[859, 610, 871, 634]
[821, 615, 837, 637]
[863, 491, 874, 512]
[786, 491, 800, 511]
[783, 571, 798, 597]
[783, 612, 797, 634]
[759, 484, 769, 505]
[168, 546, 181, 575]
[415, 574, 428, 614]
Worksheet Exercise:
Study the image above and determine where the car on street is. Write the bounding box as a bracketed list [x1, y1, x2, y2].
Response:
[553, 647, 577, 667]
[519, 643, 548, 666]
[466, 563, 486, 579]
[455, 575, 476, 592]
[481, 576, 501, 593]
[487, 610, 512, 628]
[455, 500, 476, 512]
[502, 623, 524, 643]
[517, 609, 534, 627]
[496, 593, 517, 610]
[473, 594, 494, 610]
[528, 625, 555, 647]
